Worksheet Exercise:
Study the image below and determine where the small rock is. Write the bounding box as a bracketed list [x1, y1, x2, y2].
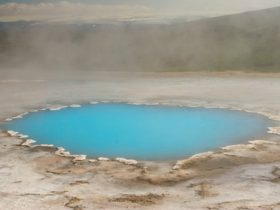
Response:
[115, 157, 138, 165]
[21, 139, 36, 146]
[73, 155, 87, 161]
[98, 157, 110, 161]
[70, 104, 81, 108]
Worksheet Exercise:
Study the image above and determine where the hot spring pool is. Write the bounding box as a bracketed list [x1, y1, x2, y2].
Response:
[3, 103, 271, 160]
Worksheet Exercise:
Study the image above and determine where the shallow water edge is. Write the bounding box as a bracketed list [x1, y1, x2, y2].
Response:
[1, 100, 280, 168]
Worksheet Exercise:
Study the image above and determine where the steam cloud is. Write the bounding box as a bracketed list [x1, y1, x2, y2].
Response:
[0, 2, 154, 22]
[0, 1, 280, 79]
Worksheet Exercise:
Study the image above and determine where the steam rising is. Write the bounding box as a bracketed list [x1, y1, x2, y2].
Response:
[0, 1, 280, 78]
[1, 0, 280, 22]
[0, 2, 153, 22]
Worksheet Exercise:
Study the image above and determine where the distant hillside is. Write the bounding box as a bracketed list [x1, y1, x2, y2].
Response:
[0, 7, 280, 72]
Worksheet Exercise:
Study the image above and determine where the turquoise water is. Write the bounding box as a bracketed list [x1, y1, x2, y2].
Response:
[2, 103, 271, 160]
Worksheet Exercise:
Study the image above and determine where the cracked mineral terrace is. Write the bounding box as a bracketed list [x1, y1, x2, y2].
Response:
[1, 72, 280, 210]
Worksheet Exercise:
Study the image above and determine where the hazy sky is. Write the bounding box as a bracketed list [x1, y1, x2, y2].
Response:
[1, 0, 280, 22]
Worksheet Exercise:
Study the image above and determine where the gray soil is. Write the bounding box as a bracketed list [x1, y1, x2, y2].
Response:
[1, 72, 280, 210]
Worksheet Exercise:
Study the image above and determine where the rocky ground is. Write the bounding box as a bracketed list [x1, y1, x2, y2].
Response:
[1, 72, 280, 210]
